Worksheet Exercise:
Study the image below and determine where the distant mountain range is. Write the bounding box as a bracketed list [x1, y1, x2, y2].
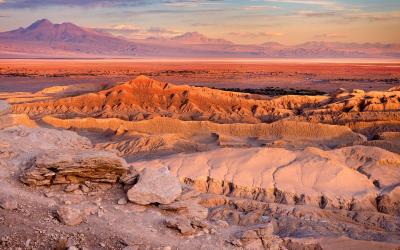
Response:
[0, 19, 399, 59]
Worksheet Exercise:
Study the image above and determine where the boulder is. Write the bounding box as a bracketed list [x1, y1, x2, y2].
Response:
[127, 167, 182, 205]
[117, 198, 128, 205]
[56, 206, 87, 226]
[0, 198, 18, 211]
[159, 198, 209, 219]
[164, 217, 196, 236]
[56, 204, 97, 226]
[237, 222, 280, 249]
[21, 149, 128, 186]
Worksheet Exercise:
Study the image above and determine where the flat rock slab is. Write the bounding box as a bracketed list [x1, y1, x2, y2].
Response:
[127, 167, 182, 205]
[21, 149, 128, 186]
[130, 146, 400, 213]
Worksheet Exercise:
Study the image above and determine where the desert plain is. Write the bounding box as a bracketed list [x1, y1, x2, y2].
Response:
[0, 59, 400, 250]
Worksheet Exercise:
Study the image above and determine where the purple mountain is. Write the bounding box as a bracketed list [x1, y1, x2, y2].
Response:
[0, 19, 399, 59]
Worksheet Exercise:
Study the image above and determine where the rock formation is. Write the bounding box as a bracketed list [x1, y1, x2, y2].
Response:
[56, 205, 88, 226]
[1, 76, 399, 249]
[21, 149, 128, 186]
[0, 126, 128, 186]
[127, 167, 182, 205]
[130, 146, 400, 214]
[42, 115, 366, 149]
[12, 75, 328, 123]
[10, 76, 400, 154]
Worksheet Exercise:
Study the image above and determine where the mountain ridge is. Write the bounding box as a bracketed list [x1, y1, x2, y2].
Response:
[0, 19, 399, 59]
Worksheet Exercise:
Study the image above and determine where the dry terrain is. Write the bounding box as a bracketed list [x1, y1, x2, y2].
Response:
[1, 60, 400, 92]
[0, 60, 399, 250]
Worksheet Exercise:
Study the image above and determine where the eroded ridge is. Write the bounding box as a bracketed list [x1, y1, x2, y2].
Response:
[1, 76, 400, 249]
[12, 75, 328, 123]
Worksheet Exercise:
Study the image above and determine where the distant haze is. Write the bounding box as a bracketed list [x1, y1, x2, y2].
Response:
[0, 19, 399, 59]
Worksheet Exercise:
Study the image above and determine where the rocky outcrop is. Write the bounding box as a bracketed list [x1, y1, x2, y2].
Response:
[42, 116, 365, 148]
[377, 186, 400, 216]
[8, 77, 400, 152]
[362, 132, 400, 154]
[11, 77, 400, 130]
[377, 131, 400, 141]
[305, 88, 400, 114]
[294, 89, 400, 137]
[130, 146, 400, 214]
[0, 126, 128, 186]
[21, 149, 128, 186]
[12, 75, 328, 123]
[235, 222, 279, 249]
[0, 126, 92, 169]
[127, 167, 182, 205]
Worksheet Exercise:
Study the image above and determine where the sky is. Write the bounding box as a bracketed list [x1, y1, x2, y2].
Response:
[0, 0, 399, 45]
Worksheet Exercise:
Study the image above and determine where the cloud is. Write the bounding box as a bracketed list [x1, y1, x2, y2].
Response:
[362, 11, 400, 22]
[291, 9, 400, 23]
[0, 0, 221, 8]
[315, 33, 346, 39]
[191, 23, 213, 27]
[295, 10, 337, 18]
[228, 31, 284, 38]
[262, 0, 349, 11]
[147, 27, 181, 36]
[262, 0, 336, 6]
[241, 5, 280, 11]
[163, 0, 222, 7]
[0, 0, 141, 8]
[96, 23, 182, 39]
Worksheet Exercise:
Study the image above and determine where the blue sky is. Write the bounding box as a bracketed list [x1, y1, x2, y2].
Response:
[0, 0, 399, 44]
